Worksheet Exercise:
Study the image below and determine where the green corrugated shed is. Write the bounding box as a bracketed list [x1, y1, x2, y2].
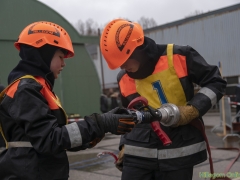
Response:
[0, 0, 101, 116]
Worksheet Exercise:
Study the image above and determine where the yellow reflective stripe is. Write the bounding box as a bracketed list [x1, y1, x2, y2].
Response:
[55, 95, 68, 124]
[124, 141, 206, 159]
[167, 44, 174, 67]
[0, 90, 6, 102]
[0, 124, 8, 149]
[0, 75, 38, 100]
[19, 75, 37, 81]
[0, 75, 36, 102]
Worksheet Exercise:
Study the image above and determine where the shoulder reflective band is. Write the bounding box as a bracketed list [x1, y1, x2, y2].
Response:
[65, 122, 82, 148]
[124, 141, 206, 159]
[198, 87, 217, 106]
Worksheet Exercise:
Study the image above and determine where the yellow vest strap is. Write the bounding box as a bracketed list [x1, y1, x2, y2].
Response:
[167, 44, 174, 67]
[0, 75, 37, 149]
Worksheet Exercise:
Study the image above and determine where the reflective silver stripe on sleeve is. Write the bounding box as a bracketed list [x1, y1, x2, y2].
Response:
[65, 122, 82, 148]
[198, 87, 217, 106]
[158, 141, 206, 159]
[8, 141, 33, 148]
[125, 144, 158, 158]
[124, 141, 206, 159]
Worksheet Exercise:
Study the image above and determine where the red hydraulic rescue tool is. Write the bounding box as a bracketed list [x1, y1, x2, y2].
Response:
[97, 96, 181, 163]
[127, 96, 172, 146]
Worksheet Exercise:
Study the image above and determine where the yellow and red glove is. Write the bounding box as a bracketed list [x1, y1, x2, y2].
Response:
[173, 105, 199, 127]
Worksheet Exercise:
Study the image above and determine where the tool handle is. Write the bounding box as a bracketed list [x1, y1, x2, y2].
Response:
[151, 121, 172, 146]
[127, 96, 148, 109]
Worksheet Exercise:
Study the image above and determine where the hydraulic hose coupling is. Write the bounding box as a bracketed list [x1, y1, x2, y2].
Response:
[157, 103, 180, 126]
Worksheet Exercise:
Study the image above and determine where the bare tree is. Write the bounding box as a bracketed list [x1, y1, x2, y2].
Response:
[185, 10, 204, 18]
[75, 17, 158, 35]
[138, 17, 157, 29]
[75, 18, 99, 36]
[85, 19, 98, 36]
[76, 20, 85, 35]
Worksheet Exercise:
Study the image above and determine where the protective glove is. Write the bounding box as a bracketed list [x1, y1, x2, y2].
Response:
[88, 135, 105, 148]
[115, 145, 124, 171]
[101, 107, 135, 134]
[90, 107, 135, 135]
[78, 135, 105, 149]
[173, 105, 199, 127]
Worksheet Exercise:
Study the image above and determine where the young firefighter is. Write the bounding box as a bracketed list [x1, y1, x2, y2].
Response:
[0, 21, 137, 180]
[100, 19, 227, 180]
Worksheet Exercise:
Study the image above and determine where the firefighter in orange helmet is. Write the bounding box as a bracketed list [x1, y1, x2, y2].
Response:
[100, 19, 227, 180]
[0, 21, 136, 180]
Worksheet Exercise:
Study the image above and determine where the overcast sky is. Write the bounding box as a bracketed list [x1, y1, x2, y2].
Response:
[38, 0, 240, 28]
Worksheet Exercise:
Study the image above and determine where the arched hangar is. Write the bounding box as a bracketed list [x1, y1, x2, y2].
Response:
[0, 0, 101, 116]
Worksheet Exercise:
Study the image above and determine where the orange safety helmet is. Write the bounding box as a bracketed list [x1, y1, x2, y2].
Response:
[100, 19, 144, 70]
[14, 21, 74, 58]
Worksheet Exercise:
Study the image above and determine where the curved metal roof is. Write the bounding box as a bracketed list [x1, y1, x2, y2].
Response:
[144, 3, 240, 78]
